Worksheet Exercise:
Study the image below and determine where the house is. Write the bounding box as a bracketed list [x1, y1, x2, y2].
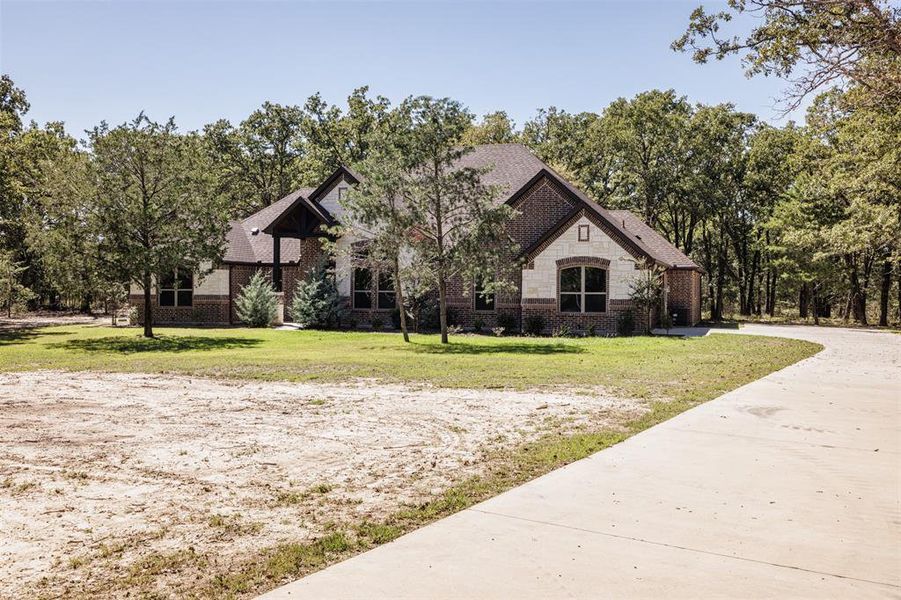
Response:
[129, 144, 702, 334]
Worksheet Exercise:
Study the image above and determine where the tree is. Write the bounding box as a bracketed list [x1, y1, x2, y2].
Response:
[234, 270, 278, 327]
[26, 141, 127, 313]
[0, 249, 33, 318]
[673, 0, 901, 110]
[397, 96, 515, 344]
[90, 114, 229, 338]
[521, 107, 616, 202]
[204, 102, 306, 218]
[462, 111, 517, 145]
[291, 259, 343, 329]
[340, 108, 416, 342]
[301, 87, 392, 183]
[603, 90, 694, 234]
[629, 260, 666, 333]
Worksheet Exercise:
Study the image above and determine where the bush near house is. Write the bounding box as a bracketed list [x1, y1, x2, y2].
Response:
[234, 271, 278, 327]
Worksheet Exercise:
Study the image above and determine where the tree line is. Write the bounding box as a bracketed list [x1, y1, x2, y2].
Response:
[1, 0, 898, 329]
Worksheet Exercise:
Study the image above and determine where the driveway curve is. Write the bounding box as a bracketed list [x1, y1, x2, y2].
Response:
[261, 324, 900, 599]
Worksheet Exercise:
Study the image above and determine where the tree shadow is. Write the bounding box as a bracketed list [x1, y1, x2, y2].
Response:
[50, 335, 262, 354]
[410, 341, 585, 355]
[0, 328, 68, 346]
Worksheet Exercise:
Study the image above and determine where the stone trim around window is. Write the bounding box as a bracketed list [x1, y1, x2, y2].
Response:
[556, 261, 609, 314]
[555, 256, 610, 269]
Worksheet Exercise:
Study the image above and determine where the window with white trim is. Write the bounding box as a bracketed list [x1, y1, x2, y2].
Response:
[159, 268, 193, 307]
[559, 266, 606, 313]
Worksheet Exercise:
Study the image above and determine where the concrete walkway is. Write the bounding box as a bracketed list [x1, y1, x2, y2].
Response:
[261, 325, 900, 599]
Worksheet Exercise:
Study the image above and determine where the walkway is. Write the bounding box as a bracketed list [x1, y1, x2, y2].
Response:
[261, 325, 900, 599]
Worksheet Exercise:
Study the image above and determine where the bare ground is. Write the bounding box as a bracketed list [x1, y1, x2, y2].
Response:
[0, 371, 647, 599]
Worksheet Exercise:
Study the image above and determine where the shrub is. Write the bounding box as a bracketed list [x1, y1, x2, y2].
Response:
[587, 323, 597, 337]
[472, 317, 484, 332]
[551, 324, 573, 338]
[659, 311, 674, 331]
[617, 310, 635, 336]
[407, 293, 439, 332]
[235, 271, 278, 327]
[496, 312, 517, 333]
[370, 316, 384, 330]
[291, 260, 343, 329]
[523, 315, 545, 336]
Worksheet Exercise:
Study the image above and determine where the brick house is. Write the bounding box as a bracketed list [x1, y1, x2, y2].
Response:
[129, 144, 702, 334]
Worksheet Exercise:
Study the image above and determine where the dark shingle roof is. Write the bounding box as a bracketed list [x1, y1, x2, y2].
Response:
[222, 189, 314, 264]
[455, 143, 549, 199]
[609, 210, 700, 270]
[221, 144, 699, 271]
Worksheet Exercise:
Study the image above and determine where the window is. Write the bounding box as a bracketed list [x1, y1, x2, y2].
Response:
[337, 186, 348, 201]
[377, 272, 396, 309]
[559, 266, 606, 313]
[473, 278, 495, 311]
[159, 268, 193, 307]
[578, 224, 590, 242]
[352, 267, 372, 309]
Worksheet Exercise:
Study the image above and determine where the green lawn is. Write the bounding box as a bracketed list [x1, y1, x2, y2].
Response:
[0, 325, 820, 404]
[2, 325, 822, 598]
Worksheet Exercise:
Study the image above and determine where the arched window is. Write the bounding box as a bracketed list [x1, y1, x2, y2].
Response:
[559, 266, 607, 313]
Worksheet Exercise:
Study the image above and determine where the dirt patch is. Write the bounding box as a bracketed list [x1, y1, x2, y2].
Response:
[0, 313, 112, 331]
[0, 371, 646, 598]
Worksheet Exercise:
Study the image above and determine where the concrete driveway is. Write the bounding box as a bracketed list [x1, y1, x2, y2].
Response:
[261, 325, 900, 599]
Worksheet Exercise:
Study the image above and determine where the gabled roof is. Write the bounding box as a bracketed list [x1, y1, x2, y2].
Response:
[609, 210, 701, 270]
[221, 144, 699, 271]
[308, 165, 362, 203]
[222, 188, 314, 264]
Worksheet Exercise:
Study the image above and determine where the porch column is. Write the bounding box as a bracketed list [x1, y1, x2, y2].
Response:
[273, 235, 282, 292]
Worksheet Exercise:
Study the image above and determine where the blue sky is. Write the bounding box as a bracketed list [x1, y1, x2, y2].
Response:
[1, 0, 806, 137]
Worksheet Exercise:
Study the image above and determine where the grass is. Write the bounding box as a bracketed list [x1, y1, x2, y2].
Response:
[3, 324, 821, 598]
[0, 325, 819, 402]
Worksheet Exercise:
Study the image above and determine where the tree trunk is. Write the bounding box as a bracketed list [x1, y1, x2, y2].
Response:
[437, 276, 448, 344]
[879, 258, 891, 327]
[847, 257, 867, 325]
[812, 285, 820, 326]
[142, 271, 154, 338]
[799, 282, 809, 319]
[393, 255, 410, 343]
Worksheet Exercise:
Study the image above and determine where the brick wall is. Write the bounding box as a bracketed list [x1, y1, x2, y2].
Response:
[667, 268, 702, 325]
[128, 294, 230, 325]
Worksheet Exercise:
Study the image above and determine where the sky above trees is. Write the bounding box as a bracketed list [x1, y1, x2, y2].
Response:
[1, 0, 808, 137]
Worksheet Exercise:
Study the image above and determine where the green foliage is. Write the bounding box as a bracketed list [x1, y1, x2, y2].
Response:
[0, 249, 34, 317]
[291, 261, 343, 329]
[204, 102, 306, 218]
[234, 271, 278, 327]
[629, 261, 666, 332]
[616, 311, 635, 337]
[496, 312, 517, 333]
[461, 111, 517, 145]
[89, 114, 230, 337]
[672, 0, 901, 110]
